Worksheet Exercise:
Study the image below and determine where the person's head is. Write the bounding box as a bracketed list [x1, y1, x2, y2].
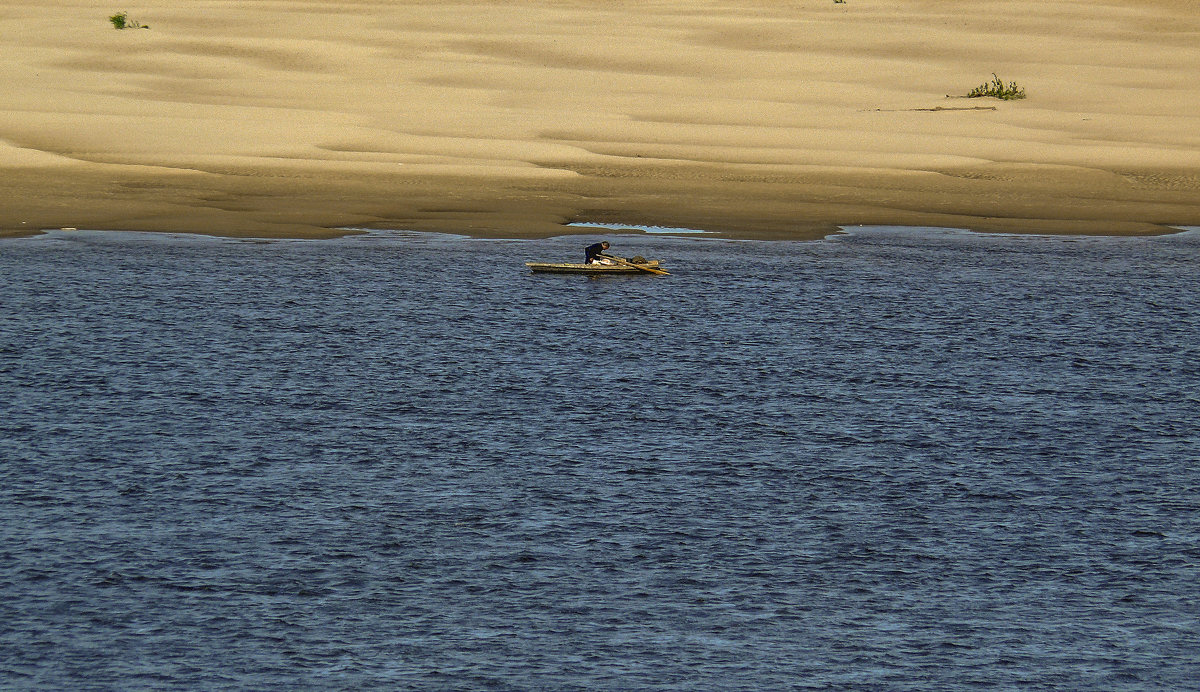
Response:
[601, 241, 610, 249]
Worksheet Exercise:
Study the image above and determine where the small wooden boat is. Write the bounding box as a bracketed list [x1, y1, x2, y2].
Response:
[526, 258, 668, 275]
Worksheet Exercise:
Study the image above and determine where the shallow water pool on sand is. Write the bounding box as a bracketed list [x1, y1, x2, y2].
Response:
[2, 227, 1198, 689]
[567, 221, 712, 234]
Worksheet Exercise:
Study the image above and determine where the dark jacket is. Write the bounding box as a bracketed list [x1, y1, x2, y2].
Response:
[585, 243, 609, 263]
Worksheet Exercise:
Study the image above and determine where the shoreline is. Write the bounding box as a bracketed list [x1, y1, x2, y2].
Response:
[10, 220, 1200, 245]
[4, 0, 1199, 240]
[4, 161, 1197, 241]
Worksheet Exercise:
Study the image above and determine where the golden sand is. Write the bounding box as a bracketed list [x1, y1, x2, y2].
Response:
[3, 0, 1199, 239]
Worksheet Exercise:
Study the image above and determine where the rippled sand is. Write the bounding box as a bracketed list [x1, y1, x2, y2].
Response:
[2, 0, 1199, 238]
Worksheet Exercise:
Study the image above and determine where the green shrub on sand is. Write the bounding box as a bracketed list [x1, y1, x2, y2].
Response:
[109, 11, 148, 29]
[967, 73, 1026, 100]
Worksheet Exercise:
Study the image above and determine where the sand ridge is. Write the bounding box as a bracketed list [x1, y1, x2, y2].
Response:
[2, 0, 1199, 238]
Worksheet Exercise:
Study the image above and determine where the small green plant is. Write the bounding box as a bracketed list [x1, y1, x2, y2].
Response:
[109, 11, 148, 29]
[967, 73, 1026, 100]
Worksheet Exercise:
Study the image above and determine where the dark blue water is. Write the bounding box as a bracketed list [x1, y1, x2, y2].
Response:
[2, 227, 1198, 690]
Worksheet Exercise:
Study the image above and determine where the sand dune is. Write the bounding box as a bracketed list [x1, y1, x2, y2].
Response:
[3, 0, 1199, 238]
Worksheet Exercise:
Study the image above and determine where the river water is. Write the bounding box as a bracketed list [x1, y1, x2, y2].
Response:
[2, 227, 1198, 690]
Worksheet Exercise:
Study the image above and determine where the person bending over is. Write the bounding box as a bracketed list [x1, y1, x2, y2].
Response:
[585, 241, 612, 264]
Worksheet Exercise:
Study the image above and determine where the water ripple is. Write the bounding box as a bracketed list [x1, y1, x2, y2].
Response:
[1, 228, 1198, 689]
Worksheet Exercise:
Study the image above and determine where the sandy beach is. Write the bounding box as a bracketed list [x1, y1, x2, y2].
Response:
[3, 0, 1199, 239]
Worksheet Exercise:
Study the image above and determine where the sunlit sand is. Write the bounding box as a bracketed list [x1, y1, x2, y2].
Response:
[3, 0, 1199, 239]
